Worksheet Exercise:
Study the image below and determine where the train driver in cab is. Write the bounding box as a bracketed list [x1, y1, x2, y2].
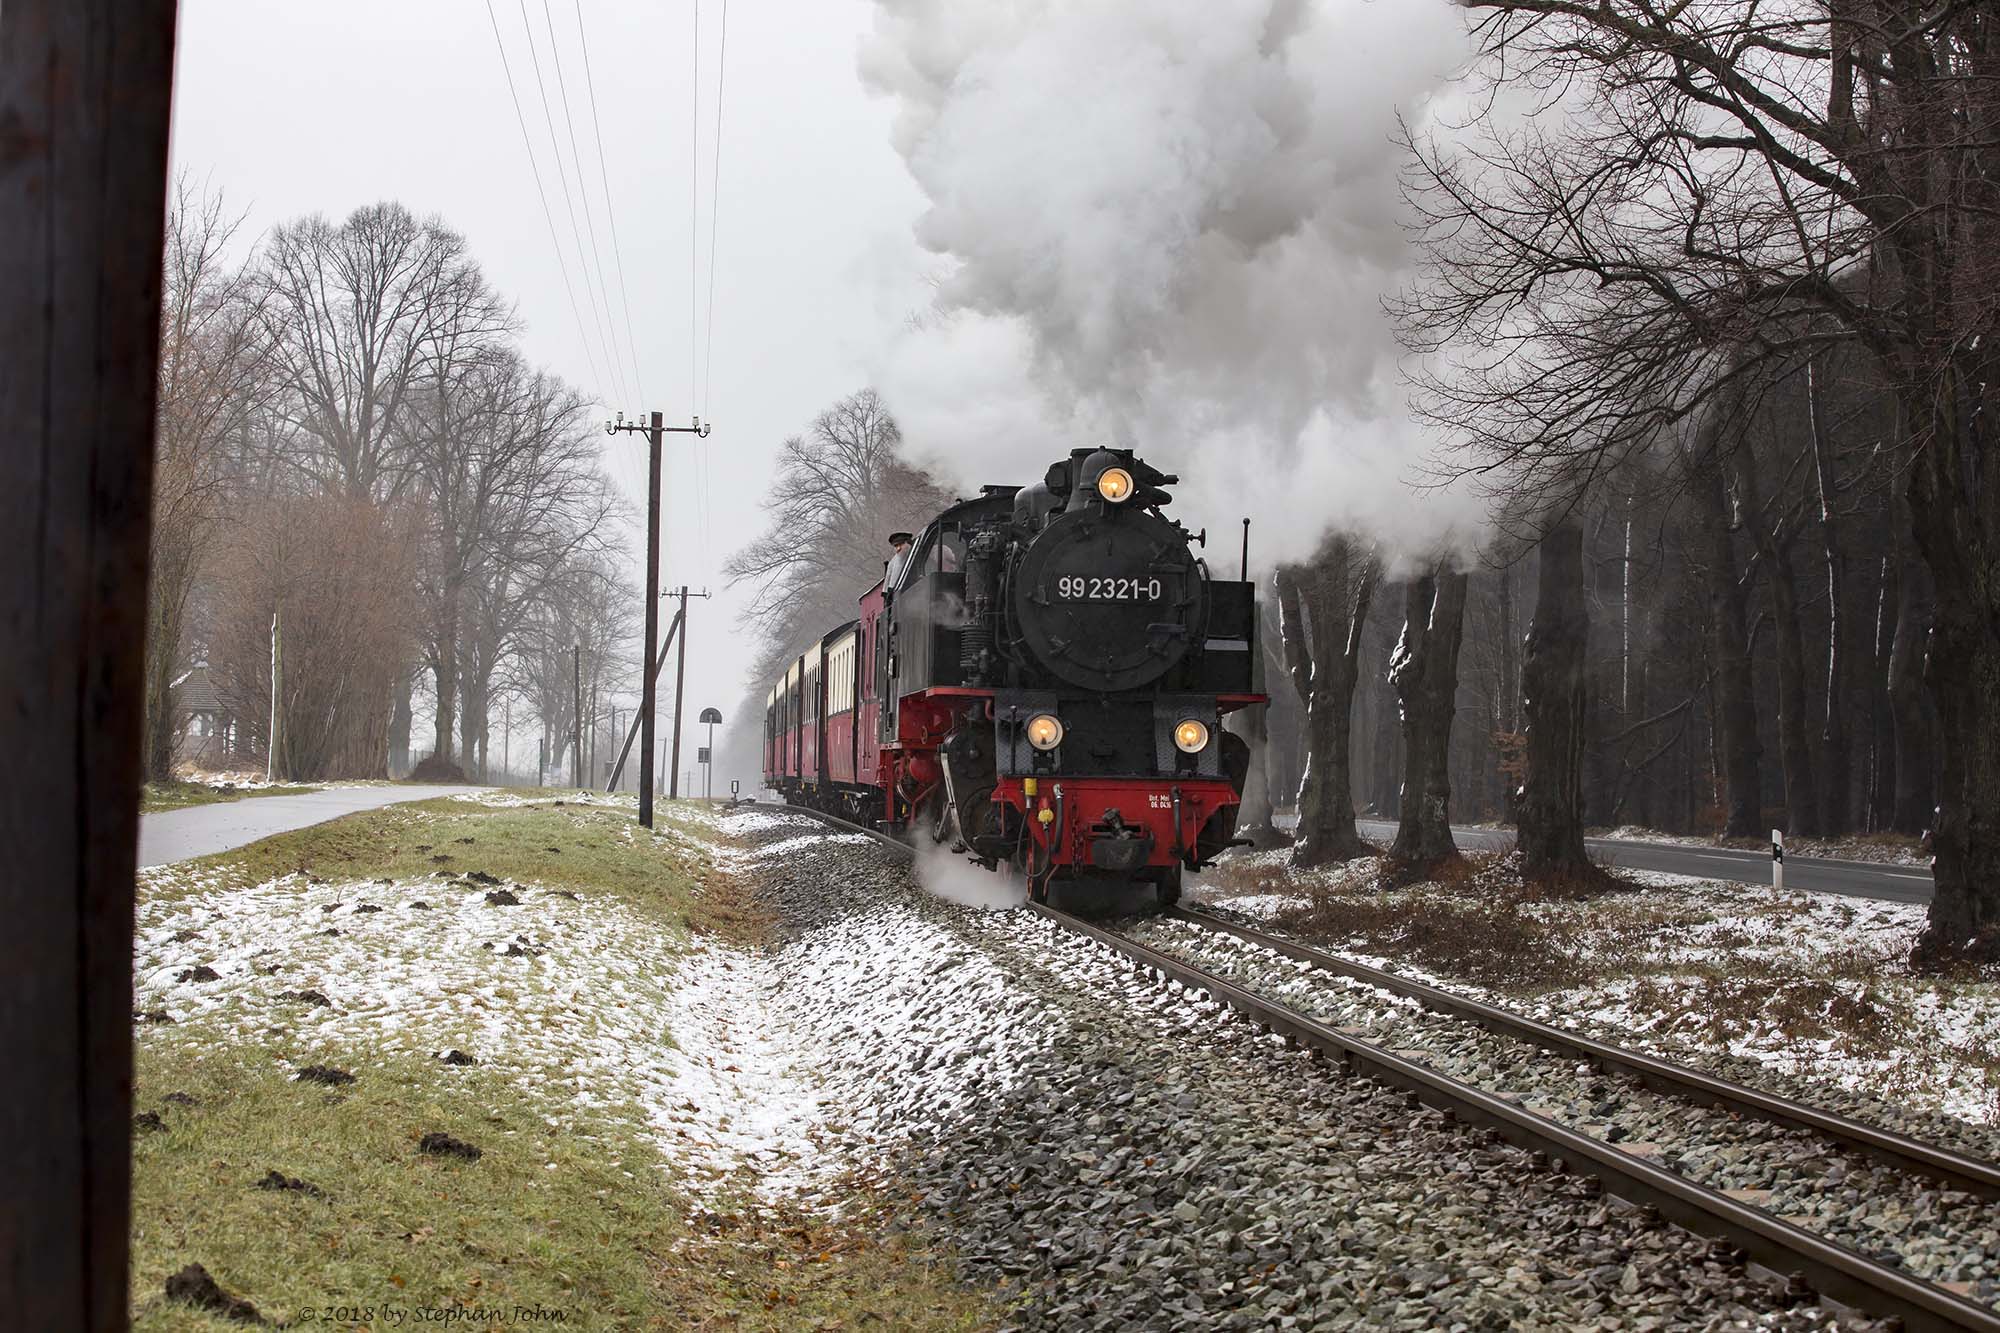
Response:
[885, 531, 914, 585]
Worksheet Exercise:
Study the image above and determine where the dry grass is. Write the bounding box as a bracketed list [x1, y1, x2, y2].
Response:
[134, 800, 999, 1331]
[1214, 851, 1661, 991]
[1207, 842, 2000, 1119]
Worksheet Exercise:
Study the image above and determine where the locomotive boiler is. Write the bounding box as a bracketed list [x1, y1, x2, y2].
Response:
[763, 447, 1262, 904]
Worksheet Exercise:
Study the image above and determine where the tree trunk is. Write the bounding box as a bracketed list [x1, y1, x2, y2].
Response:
[1518, 522, 1591, 880]
[1887, 557, 1934, 836]
[459, 667, 479, 781]
[1388, 565, 1467, 873]
[1807, 361, 1853, 833]
[1225, 701, 1286, 848]
[1768, 556, 1822, 835]
[433, 595, 459, 765]
[143, 582, 183, 783]
[1279, 541, 1379, 866]
[1867, 552, 1898, 832]
[1497, 560, 1521, 821]
[1734, 452, 1821, 836]
[1905, 372, 2000, 962]
[1692, 450, 1763, 836]
[389, 664, 413, 779]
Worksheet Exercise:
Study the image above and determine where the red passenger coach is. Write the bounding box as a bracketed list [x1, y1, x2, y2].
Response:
[765, 621, 883, 823]
[763, 447, 1263, 905]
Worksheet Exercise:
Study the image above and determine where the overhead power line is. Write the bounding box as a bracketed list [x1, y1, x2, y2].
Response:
[515, 0, 631, 407]
[482, 0, 609, 404]
[540, 0, 643, 409]
[702, 0, 730, 422]
[694, 0, 731, 565]
[573, 0, 647, 406]
[690, 0, 701, 416]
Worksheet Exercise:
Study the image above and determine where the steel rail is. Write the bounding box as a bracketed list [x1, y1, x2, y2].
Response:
[1033, 903, 2000, 1333]
[1165, 906, 2000, 1204]
[769, 806, 1999, 1330]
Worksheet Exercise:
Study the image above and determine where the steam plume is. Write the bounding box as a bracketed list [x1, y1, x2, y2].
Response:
[860, 0, 1484, 566]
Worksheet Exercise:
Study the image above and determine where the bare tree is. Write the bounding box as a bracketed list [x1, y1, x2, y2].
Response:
[1402, 2, 2000, 960]
[1275, 537, 1379, 865]
[208, 495, 420, 779]
[258, 203, 509, 501]
[725, 388, 952, 683]
[516, 554, 631, 784]
[1386, 564, 1469, 876]
[144, 180, 268, 780]
[405, 350, 609, 768]
[1518, 521, 1592, 880]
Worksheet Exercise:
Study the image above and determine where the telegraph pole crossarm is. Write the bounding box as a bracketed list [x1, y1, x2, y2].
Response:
[604, 410, 711, 828]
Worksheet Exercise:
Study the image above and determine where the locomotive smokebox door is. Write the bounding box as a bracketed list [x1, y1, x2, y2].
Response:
[1011, 507, 1208, 693]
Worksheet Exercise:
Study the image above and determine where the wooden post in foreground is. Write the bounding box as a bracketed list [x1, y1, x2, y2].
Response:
[0, 3, 182, 1329]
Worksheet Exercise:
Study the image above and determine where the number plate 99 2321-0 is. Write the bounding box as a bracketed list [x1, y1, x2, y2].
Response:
[1055, 575, 1163, 601]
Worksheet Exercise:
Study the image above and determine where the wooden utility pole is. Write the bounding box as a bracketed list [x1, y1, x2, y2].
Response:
[572, 646, 583, 789]
[1, 3, 181, 1328]
[670, 586, 698, 799]
[604, 411, 709, 826]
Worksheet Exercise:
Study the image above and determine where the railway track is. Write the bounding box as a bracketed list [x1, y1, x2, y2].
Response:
[771, 802, 2000, 1331]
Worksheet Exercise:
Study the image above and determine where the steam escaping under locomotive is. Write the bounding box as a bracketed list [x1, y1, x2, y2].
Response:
[762, 447, 1263, 904]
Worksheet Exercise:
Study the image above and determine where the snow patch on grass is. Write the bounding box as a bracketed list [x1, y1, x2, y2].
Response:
[134, 861, 833, 1202]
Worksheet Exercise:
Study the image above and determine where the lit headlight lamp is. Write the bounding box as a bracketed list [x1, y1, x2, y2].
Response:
[1025, 713, 1065, 751]
[1096, 466, 1135, 503]
[1172, 719, 1211, 754]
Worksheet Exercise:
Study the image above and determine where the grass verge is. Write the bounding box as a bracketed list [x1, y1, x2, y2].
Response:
[142, 780, 319, 813]
[134, 798, 998, 1330]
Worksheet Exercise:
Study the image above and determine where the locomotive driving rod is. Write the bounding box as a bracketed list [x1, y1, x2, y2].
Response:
[604, 606, 684, 794]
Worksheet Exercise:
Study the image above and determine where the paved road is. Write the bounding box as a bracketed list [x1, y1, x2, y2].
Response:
[1351, 819, 1933, 905]
[138, 785, 483, 868]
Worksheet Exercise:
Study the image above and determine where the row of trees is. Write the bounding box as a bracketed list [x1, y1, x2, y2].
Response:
[147, 188, 632, 784]
[729, 5, 1995, 965]
[1255, 1, 1994, 965]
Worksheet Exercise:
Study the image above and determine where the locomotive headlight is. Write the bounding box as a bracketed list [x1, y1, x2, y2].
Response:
[1173, 719, 1211, 754]
[1025, 713, 1065, 751]
[1096, 467, 1135, 503]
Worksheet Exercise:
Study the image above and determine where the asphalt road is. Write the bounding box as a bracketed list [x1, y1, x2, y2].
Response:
[1351, 818, 1933, 905]
[137, 785, 482, 868]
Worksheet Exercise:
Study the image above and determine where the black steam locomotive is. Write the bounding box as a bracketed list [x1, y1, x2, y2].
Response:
[764, 446, 1263, 903]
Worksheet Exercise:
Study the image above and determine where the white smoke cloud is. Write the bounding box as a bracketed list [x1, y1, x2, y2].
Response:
[860, 0, 1488, 568]
[915, 839, 1028, 911]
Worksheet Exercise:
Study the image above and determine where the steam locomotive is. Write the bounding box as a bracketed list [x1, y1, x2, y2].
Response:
[761, 447, 1262, 904]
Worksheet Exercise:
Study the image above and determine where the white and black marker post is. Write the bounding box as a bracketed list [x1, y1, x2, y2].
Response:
[1772, 828, 1785, 893]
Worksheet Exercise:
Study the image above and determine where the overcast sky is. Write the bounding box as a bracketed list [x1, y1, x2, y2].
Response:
[170, 0, 1481, 791]
[170, 0, 935, 783]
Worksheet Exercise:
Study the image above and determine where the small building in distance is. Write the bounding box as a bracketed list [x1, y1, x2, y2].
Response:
[172, 664, 238, 767]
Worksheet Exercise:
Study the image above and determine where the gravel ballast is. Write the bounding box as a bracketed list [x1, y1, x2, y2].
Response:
[716, 810, 1888, 1331]
[1122, 914, 2000, 1303]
